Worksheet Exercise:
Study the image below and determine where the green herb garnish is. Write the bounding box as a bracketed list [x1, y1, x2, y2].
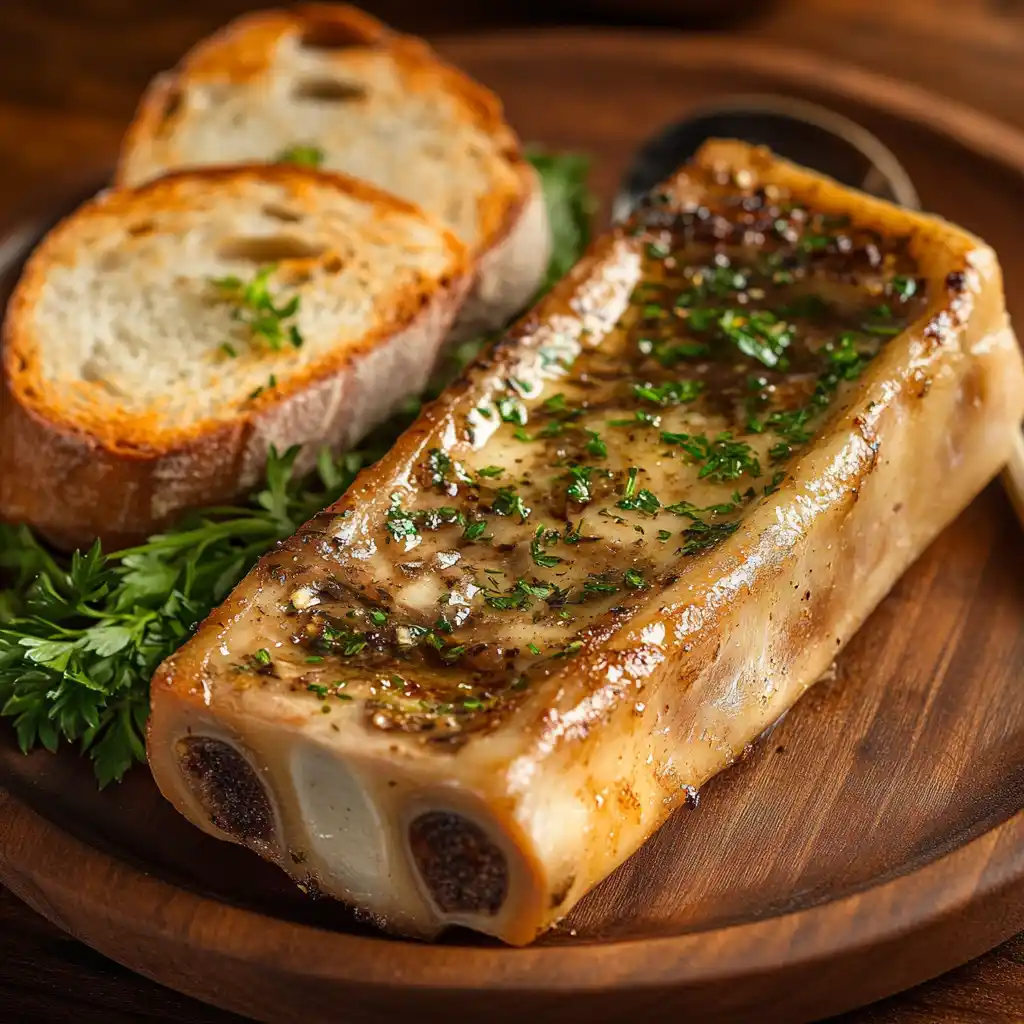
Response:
[483, 578, 554, 612]
[211, 265, 304, 353]
[563, 520, 586, 544]
[585, 430, 608, 458]
[553, 640, 584, 659]
[386, 495, 420, 544]
[661, 431, 761, 482]
[0, 443, 372, 785]
[565, 466, 596, 504]
[889, 275, 918, 302]
[276, 144, 326, 168]
[582, 575, 617, 596]
[631, 379, 704, 406]
[623, 569, 647, 590]
[531, 527, 563, 568]
[617, 467, 661, 514]
[491, 486, 532, 522]
[716, 309, 794, 369]
[427, 448, 454, 490]
[681, 520, 739, 554]
[497, 395, 527, 426]
[462, 519, 488, 542]
[638, 337, 711, 366]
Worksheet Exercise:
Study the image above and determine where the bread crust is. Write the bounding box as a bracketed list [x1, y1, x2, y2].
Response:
[0, 165, 472, 550]
[115, 4, 549, 337]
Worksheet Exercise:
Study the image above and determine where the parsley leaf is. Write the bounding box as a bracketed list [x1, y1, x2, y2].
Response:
[585, 430, 608, 458]
[531, 527, 563, 568]
[275, 144, 326, 168]
[497, 394, 527, 426]
[631, 379, 704, 406]
[0, 443, 366, 787]
[716, 309, 795, 368]
[638, 337, 710, 366]
[661, 431, 762, 482]
[617, 467, 661, 514]
[681, 519, 740, 554]
[210, 265, 304, 353]
[565, 466, 595, 504]
[483, 578, 554, 612]
[623, 569, 648, 590]
[492, 486, 532, 522]
[889, 275, 918, 302]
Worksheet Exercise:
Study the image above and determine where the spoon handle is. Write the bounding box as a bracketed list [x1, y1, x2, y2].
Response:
[1001, 427, 1024, 529]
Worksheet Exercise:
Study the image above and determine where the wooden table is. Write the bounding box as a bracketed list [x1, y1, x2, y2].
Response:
[1, 1, 1022, 1020]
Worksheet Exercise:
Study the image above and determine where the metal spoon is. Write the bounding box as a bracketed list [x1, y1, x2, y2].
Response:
[614, 94, 919, 221]
[614, 93, 1024, 526]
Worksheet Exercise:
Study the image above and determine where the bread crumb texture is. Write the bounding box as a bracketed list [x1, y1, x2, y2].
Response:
[7, 167, 464, 449]
[119, 5, 523, 251]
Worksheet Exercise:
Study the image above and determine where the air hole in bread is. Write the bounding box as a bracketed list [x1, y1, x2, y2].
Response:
[292, 77, 367, 103]
[299, 18, 377, 51]
[217, 235, 326, 263]
[322, 254, 344, 274]
[81, 360, 101, 383]
[262, 204, 305, 224]
[99, 250, 128, 272]
[127, 220, 156, 238]
[80, 360, 122, 396]
[157, 86, 184, 137]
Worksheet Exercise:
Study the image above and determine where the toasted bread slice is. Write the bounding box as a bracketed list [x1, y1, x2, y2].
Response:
[147, 141, 1024, 944]
[116, 3, 551, 338]
[0, 165, 470, 550]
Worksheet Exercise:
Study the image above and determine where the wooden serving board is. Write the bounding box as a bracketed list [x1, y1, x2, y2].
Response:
[1, 32, 1023, 1024]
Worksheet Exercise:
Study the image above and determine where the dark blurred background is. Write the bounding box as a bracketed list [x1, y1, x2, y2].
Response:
[1, 1, 1024, 205]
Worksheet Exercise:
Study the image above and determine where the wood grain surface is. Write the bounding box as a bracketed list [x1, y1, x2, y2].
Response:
[1, 1, 1024, 1022]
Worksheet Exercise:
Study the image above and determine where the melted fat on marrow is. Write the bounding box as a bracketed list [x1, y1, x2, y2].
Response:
[221, 166, 926, 737]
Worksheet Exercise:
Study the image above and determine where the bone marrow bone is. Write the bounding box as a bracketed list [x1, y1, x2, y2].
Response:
[148, 141, 1024, 944]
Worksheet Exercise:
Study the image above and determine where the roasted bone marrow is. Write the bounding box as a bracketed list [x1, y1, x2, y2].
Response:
[148, 141, 1024, 944]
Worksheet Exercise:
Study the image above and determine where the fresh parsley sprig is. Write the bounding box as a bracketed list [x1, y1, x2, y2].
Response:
[275, 144, 326, 168]
[0, 444, 373, 787]
[212, 264, 305, 353]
